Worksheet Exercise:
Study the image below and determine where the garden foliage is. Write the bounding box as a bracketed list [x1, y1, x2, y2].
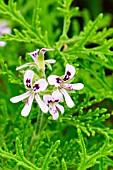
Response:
[0, 0, 113, 169]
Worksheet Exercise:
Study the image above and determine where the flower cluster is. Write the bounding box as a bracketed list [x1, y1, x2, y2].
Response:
[10, 48, 84, 120]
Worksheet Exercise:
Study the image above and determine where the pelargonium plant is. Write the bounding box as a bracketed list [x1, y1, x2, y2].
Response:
[10, 48, 84, 120]
[0, 0, 113, 170]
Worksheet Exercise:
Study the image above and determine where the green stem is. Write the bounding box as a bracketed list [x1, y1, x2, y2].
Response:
[23, 116, 30, 152]
[28, 109, 44, 156]
[35, 109, 44, 136]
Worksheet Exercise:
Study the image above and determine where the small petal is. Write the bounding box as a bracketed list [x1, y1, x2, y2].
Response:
[49, 105, 59, 120]
[0, 41, 6, 47]
[52, 90, 63, 102]
[48, 75, 62, 87]
[16, 63, 30, 70]
[0, 23, 11, 34]
[35, 94, 48, 113]
[24, 70, 34, 88]
[60, 88, 74, 108]
[0, 23, 7, 29]
[56, 103, 64, 114]
[28, 49, 39, 63]
[2, 27, 11, 34]
[33, 79, 48, 93]
[21, 94, 34, 117]
[41, 48, 54, 54]
[0, 23, 11, 47]
[43, 94, 53, 104]
[10, 91, 31, 103]
[45, 59, 56, 64]
[63, 63, 76, 81]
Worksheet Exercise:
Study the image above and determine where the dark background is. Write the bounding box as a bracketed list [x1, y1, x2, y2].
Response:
[73, 0, 113, 20]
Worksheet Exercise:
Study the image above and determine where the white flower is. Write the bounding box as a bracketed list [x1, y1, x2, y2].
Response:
[48, 64, 84, 108]
[0, 22, 11, 47]
[43, 90, 64, 120]
[10, 70, 48, 116]
[16, 48, 55, 70]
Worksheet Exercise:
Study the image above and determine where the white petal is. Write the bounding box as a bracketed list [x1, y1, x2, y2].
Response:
[43, 94, 53, 104]
[28, 49, 39, 63]
[0, 41, 6, 47]
[35, 94, 48, 113]
[21, 94, 34, 117]
[16, 63, 30, 70]
[48, 75, 62, 87]
[63, 83, 84, 90]
[10, 91, 31, 103]
[41, 48, 54, 54]
[45, 59, 56, 64]
[52, 90, 63, 102]
[49, 105, 59, 120]
[2, 27, 11, 34]
[60, 88, 74, 108]
[63, 63, 76, 81]
[24, 70, 34, 88]
[33, 79, 48, 93]
[0, 23, 11, 34]
[70, 83, 84, 90]
[0, 23, 7, 29]
[56, 103, 64, 114]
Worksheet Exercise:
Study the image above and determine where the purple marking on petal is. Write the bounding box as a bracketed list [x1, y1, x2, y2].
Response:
[63, 71, 71, 81]
[26, 79, 31, 88]
[53, 107, 59, 114]
[56, 77, 62, 84]
[26, 99, 29, 105]
[48, 100, 53, 103]
[33, 84, 40, 91]
[68, 85, 73, 90]
[48, 99, 59, 104]
[26, 79, 30, 83]
[63, 84, 73, 90]
[41, 48, 46, 54]
[32, 51, 39, 58]
[67, 71, 71, 76]
[54, 99, 59, 102]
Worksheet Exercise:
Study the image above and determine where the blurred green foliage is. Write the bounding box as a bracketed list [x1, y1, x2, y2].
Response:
[0, 0, 113, 169]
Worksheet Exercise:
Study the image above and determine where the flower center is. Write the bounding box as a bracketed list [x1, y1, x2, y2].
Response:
[48, 99, 59, 105]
